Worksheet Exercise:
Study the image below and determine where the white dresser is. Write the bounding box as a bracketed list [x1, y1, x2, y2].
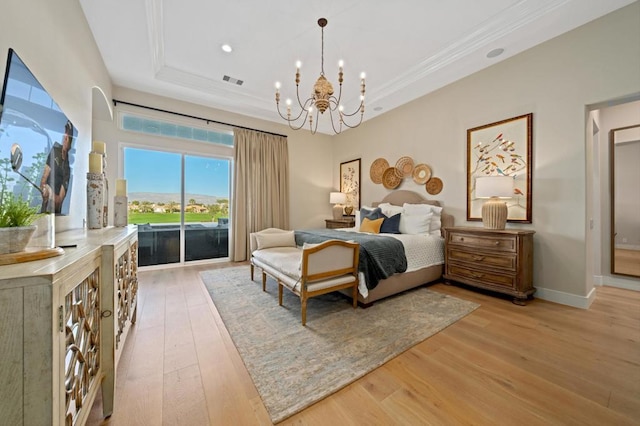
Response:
[0, 226, 138, 425]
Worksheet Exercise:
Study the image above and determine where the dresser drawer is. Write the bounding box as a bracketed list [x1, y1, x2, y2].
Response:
[447, 263, 516, 288]
[448, 232, 516, 252]
[447, 248, 517, 271]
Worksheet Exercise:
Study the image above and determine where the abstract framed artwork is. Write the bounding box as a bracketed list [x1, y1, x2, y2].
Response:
[340, 158, 361, 211]
[467, 113, 533, 223]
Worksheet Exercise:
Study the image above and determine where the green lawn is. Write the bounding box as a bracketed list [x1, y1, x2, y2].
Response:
[129, 212, 221, 224]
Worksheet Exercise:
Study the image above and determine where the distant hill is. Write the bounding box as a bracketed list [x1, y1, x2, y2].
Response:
[128, 192, 224, 205]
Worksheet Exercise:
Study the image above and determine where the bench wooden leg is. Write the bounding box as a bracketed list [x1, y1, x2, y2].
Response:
[250, 263, 254, 281]
[352, 283, 358, 309]
[301, 297, 308, 326]
[262, 272, 267, 292]
[278, 281, 283, 306]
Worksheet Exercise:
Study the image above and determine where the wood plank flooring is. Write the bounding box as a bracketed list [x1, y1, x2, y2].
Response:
[87, 262, 640, 425]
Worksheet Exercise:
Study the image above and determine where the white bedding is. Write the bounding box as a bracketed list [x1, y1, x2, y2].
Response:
[335, 227, 444, 297]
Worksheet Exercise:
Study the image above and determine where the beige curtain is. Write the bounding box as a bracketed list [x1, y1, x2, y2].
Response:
[231, 128, 289, 261]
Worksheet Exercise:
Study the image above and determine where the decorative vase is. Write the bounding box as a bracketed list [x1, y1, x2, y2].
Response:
[87, 172, 104, 229]
[0, 225, 37, 254]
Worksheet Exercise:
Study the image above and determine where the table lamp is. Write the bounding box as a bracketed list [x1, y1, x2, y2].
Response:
[329, 192, 347, 220]
[475, 176, 513, 230]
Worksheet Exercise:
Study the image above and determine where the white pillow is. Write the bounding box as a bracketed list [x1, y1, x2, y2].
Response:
[255, 231, 296, 250]
[399, 213, 433, 234]
[402, 203, 443, 235]
[429, 217, 442, 236]
[377, 202, 404, 217]
[403, 203, 443, 217]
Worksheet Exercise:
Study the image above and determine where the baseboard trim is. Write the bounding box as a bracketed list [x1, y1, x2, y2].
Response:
[534, 286, 596, 309]
[601, 275, 640, 292]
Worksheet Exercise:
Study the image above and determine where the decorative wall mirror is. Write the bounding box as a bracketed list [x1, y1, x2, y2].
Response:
[610, 124, 640, 277]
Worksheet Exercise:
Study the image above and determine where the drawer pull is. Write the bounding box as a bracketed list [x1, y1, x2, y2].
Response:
[460, 237, 464, 241]
[472, 255, 485, 261]
[470, 271, 485, 278]
[494, 241, 500, 246]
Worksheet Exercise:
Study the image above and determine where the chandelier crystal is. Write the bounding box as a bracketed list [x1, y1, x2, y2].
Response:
[275, 18, 366, 134]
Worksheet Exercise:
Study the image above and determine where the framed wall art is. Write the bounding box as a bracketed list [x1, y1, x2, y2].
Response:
[467, 113, 533, 223]
[340, 158, 361, 211]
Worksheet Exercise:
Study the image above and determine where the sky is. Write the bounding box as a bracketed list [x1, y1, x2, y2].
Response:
[124, 147, 229, 197]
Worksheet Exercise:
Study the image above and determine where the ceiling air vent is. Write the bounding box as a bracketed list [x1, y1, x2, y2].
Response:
[223, 75, 243, 86]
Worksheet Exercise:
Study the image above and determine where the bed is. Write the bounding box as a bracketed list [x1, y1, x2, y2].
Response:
[297, 190, 453, 305]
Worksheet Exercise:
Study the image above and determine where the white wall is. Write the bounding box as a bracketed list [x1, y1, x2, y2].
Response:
[332, 2, 640, 307]
[0, 0, 113, 231]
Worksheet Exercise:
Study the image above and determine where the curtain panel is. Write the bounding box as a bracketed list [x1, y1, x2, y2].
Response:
[231, 128, 289, 261]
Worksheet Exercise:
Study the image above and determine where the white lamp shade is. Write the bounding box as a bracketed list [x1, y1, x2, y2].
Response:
[329, 191, 347, 204]
[476, 176, 514, 198]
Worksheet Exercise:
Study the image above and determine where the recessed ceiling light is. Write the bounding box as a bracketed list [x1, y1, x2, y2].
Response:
[221, 44, 233, 53]
[486, 48, 504, 58]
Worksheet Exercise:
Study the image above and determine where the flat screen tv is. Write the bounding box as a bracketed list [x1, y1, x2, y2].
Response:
[0, 48, 76, 215]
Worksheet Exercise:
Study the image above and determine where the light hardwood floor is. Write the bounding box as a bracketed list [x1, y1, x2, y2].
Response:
[88, 263, 640, 425]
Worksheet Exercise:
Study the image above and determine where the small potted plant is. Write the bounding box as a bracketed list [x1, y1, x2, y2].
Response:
[0, 193, 40, 254]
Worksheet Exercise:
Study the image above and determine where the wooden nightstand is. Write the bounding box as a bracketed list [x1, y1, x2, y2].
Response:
[443, 226, 535, 305]
[325, 218, 355, 229]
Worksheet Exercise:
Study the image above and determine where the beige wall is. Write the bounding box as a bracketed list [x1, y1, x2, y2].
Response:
[332, 2, 640, 306]
[1, 0, 113, 230]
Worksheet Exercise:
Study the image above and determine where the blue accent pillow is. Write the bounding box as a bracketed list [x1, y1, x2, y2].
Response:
[360, 207, 382, 224]
[380, 213, 401, 234]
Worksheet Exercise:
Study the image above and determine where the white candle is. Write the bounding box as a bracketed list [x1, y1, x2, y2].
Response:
[116, 179, 127, 196]
[89, 152, 103, 174]
[92, 140, 106, 154]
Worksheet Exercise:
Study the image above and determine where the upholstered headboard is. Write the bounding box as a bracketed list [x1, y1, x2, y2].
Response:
[372, 190, 454, 232]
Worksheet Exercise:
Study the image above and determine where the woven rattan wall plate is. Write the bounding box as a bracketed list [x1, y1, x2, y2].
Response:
[369, 158, 389, 184]
[382, 167, 402, 189]
[412, 164, 432, 185]
[394, 156, 414, 178]
[425, 177, 443, 195]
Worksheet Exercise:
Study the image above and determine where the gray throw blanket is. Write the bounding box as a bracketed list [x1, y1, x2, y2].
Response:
[295, 229, 407, 290]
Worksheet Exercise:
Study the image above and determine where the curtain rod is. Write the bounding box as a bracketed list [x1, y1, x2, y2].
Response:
[112, 99, 287, 138]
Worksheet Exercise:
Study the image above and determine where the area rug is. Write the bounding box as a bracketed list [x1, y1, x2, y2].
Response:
[200, 266, 479, 424]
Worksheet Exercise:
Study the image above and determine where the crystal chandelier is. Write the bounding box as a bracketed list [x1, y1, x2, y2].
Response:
[275, 18, 366, 134]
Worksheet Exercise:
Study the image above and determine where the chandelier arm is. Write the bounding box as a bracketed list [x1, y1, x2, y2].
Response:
[287, 110, 311, 131]
[276, 101, 306, 123]
[337, 112, 364, 129]
[328, 109, 344, 134]
[295, 85, 309, 111]
[338, 102, 365, 118]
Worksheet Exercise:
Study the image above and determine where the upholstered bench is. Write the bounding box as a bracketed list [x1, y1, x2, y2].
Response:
[249, 228, 360, 325]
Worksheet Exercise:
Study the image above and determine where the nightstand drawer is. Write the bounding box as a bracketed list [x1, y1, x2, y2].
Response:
[448, 232, 516, 252]
[447, 248, 517, 271]
[325, 218, 355, 229]
[447, 264, 516, 288]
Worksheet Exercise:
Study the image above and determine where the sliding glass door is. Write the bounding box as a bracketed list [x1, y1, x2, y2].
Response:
[123, 147, 230, 267]
[184, 155, 230, 261]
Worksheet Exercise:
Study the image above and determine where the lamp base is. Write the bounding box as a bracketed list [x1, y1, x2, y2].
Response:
[482, 197, 508, 230]
[332, 204, 344, 220]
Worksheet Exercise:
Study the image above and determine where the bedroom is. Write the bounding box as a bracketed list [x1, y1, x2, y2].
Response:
[0, 0, 638, 425]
